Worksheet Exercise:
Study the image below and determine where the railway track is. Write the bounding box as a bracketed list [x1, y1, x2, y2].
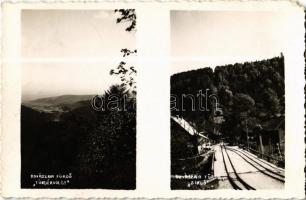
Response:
[220, 145, 255, 190]
[225, 147, 285, 183]
[234, 147, 284, 174]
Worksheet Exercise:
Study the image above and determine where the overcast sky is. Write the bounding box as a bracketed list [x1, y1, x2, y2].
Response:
[171, 11, 288, 74]
[22, 10, 136, 101]
[22, 10, 135, 58]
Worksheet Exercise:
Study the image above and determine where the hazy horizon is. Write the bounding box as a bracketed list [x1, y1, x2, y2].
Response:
[22, 93, 95, 102]
[21, 62, 128, 102]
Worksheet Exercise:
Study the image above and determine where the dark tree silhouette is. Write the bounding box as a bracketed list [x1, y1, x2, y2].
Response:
[76, 84, 136, 189]
[111, 9, 137, 94]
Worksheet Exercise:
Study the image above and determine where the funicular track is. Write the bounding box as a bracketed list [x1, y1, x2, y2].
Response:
[225, 147, 285, 183]
[220, 145, 255, 190]
[231, 147, 284, 173]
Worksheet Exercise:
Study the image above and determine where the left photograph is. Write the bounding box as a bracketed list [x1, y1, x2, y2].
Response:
[21, 9, 137, 189]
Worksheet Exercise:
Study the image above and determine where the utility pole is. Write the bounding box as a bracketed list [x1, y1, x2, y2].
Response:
[246, 118, 249, 149]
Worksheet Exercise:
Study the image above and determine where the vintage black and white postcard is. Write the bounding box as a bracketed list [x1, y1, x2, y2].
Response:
[1, 1, 305, 199]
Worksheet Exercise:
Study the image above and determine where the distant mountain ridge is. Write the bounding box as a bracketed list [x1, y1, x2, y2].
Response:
[22, 94, 94, 113]
[23, 94, 94, 105]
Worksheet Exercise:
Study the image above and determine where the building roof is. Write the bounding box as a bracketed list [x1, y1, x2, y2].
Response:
[171, 116, 209, 139]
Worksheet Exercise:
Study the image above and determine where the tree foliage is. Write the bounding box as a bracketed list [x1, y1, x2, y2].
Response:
[115, 9, 136, 32]
[171, 55, 285, 140]
[111, 9, 137, 94]
[77, 85, 136, 188]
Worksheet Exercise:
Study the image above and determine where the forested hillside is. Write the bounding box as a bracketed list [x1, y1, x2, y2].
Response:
[21, 85, 136, 189]
[171, 55, 285, 141]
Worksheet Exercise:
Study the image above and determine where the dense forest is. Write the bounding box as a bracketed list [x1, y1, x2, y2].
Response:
[21, 85, 136, 189]
[171, 55, 285, 143]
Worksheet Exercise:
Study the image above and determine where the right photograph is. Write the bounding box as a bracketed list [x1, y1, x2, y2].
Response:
[170, 11, 285, 190]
